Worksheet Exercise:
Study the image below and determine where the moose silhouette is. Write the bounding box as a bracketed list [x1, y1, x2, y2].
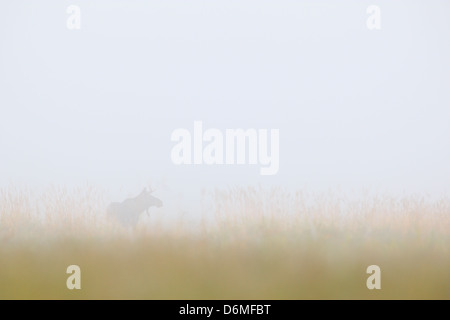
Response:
[107, 188, 163, 228]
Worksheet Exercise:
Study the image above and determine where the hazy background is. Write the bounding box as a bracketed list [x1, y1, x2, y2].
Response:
[1, 0, 450, 210]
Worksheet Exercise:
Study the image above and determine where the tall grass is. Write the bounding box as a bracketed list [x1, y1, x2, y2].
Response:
[0, 185, 449, 299]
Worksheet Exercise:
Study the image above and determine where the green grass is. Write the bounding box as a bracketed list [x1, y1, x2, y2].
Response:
[0, 185, 449, 299]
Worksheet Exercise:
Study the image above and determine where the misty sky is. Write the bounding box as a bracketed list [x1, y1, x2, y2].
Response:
[1, 0, 450, 205]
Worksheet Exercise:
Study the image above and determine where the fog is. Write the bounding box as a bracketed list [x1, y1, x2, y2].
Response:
[1, 0, 450, 211]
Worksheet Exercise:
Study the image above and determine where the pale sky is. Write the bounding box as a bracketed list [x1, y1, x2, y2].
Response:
[1, 1, 450, 207]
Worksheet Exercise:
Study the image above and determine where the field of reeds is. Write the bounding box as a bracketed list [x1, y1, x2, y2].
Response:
[0, 184, 449, 299]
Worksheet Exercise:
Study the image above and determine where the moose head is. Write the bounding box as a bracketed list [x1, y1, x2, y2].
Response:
[138, 187, 163, 210]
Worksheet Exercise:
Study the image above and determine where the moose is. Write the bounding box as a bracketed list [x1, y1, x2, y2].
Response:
[107, 188, 163, 228]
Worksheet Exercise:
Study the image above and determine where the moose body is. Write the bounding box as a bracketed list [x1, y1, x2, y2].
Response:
[107, 188, 163, 228]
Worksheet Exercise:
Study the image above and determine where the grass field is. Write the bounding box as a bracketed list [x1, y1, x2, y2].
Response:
[0, 185, 449, 299]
